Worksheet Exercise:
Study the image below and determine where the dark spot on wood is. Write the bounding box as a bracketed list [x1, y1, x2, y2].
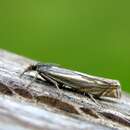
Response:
[14, 88, 33, 99]
[80, 107, 99, 118]
[0, 83, 13, 95]
[100, 111, 130, 127]
[36, 96, 80, 114]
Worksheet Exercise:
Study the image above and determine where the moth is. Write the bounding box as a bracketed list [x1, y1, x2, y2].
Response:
[21, 63, 121, 99]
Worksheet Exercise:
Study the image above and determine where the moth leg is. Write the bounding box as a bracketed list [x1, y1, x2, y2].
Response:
[21, 73, 39, 102]
[25, 72, 39, 89]
[39, 73, 63, 97]
[87, 93, 101, 107]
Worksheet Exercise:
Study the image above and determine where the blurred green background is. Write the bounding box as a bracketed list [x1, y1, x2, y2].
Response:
[0, 0, 130, 92]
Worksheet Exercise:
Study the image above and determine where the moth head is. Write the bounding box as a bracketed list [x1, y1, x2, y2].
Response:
[20, 64, 37, 77]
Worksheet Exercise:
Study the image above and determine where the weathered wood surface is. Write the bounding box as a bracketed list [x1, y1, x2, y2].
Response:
[0, 49, 130, 130]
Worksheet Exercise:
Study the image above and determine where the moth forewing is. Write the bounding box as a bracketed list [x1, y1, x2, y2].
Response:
[37, 65, 121, 99]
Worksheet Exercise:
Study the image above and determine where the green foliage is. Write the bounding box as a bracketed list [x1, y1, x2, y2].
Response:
[0, 0, 130, 92]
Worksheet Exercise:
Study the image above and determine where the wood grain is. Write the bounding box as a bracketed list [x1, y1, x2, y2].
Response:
[0, 49, 130, 130]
